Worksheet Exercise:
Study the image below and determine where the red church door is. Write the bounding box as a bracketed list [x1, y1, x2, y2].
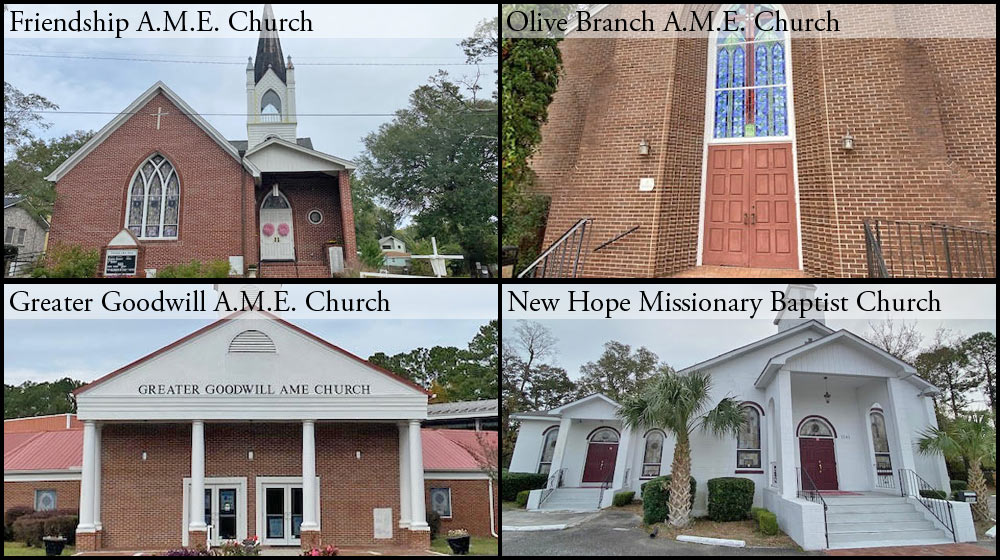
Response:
[799, 438, 838, 490]
[260, 186, 295, 261]
[582, 442, 618, 484]
[703, 144, 798, 269]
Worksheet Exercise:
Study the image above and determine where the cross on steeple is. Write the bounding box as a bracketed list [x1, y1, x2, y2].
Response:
[150, 107, 170, 130]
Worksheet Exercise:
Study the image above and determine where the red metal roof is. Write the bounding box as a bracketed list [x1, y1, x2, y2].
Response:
[4, 425, 495, 474]
[4, 430, 84, 471]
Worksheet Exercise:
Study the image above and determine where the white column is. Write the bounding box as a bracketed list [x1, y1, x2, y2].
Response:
[77, 421, 97, 533]
[189, 421, 207, 532]
[776, 369, 798, 499]
[94, 424, 102, 531]
[301, 420, 319, 532]
[611, 427, 633, 490]
[886, 377, 916, 473]
[547, 416, 573, 487]
[408, 420, 429, 530]
[398, 422, 412, 528]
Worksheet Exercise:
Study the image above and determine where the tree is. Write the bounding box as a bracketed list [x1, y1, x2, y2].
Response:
[4, 378, 85, 419]
[357, 73, 497, 274]
[5, 131, 93, 220]
[917, 411, 996, 521]
[617, 369, 746, 527]
[864, 319, 924, 363]
[915, 345, 975, 420]
[575, 341, 659, 403]
[359, 237, 386, 270]
[4, 82, 58, 158]
[351, 175, 399, 246]
[961, 332, 996, 429]
[457, 431, 499, 482]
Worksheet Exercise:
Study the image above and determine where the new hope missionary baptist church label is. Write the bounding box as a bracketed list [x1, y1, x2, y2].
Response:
[137, 383, 373, 396]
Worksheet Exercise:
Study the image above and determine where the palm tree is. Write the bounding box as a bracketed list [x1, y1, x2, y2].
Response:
[617, 368, 745, 527]
[917, 411, 996, 522]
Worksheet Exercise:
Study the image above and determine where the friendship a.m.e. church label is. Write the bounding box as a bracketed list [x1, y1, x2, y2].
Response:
[3, 310, 499, 553]
[44, 4, 358, 279]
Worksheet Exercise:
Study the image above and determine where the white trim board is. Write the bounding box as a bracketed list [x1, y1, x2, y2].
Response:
[4, 471, 83, 482]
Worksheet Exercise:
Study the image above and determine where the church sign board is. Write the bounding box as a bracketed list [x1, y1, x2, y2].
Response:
[104, 249, 139, 277]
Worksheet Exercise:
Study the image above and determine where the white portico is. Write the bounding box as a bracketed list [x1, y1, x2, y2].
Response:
[72, 309, 431, 553]
[510, 285, 977, 550]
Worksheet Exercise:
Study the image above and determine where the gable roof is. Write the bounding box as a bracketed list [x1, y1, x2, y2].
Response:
[230, 138, 314, 155]
[755, 329, 938, 393]
[73, 309, 430, 397]
[45, 82, 255, 182]
[244, 137, 358, 171]
[677, 320, 834, 375]
[3, 196, 51, 228]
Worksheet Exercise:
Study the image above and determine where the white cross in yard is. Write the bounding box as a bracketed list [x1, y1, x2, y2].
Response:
[411, 237, 464, 278]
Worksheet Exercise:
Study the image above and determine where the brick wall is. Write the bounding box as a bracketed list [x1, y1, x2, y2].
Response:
[424, 478, 498, 538]
[49, 93, 251, 275]
[529, 5, 995, 277]
[3, 480, 81, 514]
[98, 422, 417, 551]
[257, 175, 346, 267]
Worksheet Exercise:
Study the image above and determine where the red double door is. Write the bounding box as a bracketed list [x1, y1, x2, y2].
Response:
[582, 442, 618, 483]
[799, 438, 838, 490]
[702, 143, 799, 269]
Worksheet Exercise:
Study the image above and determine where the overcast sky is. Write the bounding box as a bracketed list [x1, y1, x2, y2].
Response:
[502, 284, 996, 408]
[3, 4, 497, 161]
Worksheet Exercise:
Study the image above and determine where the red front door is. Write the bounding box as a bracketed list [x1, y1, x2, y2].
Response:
[799, 438, 838, 490]
[582, 443, 618, 483]
[703, 143, 798, 269]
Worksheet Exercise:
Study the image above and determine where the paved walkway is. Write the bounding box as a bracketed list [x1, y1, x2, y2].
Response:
[501, 508, 600, 530]
[670, 266, 809, 278]
[826, 543, 994, 556]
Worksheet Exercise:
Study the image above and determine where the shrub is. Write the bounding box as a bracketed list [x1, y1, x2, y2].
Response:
[950, 480, 968, 492]
[41, 516, 78, 546]
[165, 547, 212, 556]
[707, 477, 755, 521]
[4, 524, 12, 542]
[4, 507, 33, 527]
[12, 517, 46, 547]
[30, 244, 100, 278]
[515, 490, 531, 508]
[156, 260, 233, 278]
[217, 536, 260, 556]
[427, 511, 442, 541]
[300, 545, 340, 556]
[640, 475, 697, 525]
[919, 489, 947, 500]
[501, 471, 548, 501]
[757, 510, 779, 535]
[750, 506, 768, 523]
[613, 491, 635, 507]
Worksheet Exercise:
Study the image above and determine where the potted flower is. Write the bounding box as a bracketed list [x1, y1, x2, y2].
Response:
[445, 529, 471, 555]
[301, 544, 340, 556]
[42, 535, 67, 557]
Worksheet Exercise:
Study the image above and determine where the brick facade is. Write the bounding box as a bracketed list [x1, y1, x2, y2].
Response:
[2, 480, 81, 514]
[530, 5, 996, 277]
[424, 479, 498, 537]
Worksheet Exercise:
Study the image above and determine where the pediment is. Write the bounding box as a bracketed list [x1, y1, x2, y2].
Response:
[245, 139, 356, 174]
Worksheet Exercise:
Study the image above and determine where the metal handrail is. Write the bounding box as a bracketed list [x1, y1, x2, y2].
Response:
[874, 464, 896, 489]
[539, 468, 565, 506]
[592, 225, 640, 253]
[796, 467, 829, 549]
[517, 218, 593, 278]
[864, 218, 996, 278]
[598, 468, 615, 509]
[898, 468, 957, 542]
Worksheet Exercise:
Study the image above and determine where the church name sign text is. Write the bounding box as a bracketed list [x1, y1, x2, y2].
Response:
[8, 9, 313, 39]
[137, 384, 372, 396]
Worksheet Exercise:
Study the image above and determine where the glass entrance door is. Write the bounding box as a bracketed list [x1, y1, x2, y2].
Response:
[263, 485, 303, 546]
[204, 487, 239, 545]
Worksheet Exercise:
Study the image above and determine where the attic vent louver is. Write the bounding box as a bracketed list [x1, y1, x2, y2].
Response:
[229, 330, 276, 353]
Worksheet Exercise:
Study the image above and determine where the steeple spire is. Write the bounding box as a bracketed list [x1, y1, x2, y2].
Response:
[254, 4, 286, 84]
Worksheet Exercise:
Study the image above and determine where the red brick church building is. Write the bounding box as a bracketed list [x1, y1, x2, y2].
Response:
[528, 4, 996, 278]
[46, 5, 358, 278]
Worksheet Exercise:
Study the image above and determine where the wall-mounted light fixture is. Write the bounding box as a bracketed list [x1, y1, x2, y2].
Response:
[639, 139, 650, 156]
[141, 451, 148, 461]
[356, 451, 362, 460]
[823, 376, 832, 404]
[248, 451, 255, 461]
[842, 129, 855, 151]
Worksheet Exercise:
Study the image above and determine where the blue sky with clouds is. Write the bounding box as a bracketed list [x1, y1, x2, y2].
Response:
[3, 4, 497, 161]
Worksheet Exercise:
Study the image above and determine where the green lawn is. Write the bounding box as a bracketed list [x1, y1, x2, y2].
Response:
[431, 536, 498, 556]
[3, 543, 76, 556]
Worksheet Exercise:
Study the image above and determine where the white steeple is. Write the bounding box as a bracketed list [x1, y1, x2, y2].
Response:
[247, 4, 298, 149]
[773, 283, 826, 332]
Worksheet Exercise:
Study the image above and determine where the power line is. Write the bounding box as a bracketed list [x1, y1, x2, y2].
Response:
[3, 49, 471, 61]
[4, 52, 497, 66]
[28, 110, 496, 118]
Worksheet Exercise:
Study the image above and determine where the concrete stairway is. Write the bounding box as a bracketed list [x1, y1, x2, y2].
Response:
[824, 495, 952, 549]
[538, 488, 603, 512]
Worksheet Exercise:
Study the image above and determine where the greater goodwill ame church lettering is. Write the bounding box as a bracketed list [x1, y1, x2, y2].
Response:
[45, 4, 358, 279]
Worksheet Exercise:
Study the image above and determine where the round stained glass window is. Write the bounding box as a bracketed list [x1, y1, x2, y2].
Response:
[308, 210, 323, 225]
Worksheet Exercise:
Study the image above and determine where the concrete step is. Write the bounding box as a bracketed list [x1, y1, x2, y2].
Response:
[825, 503, 916, 514]
[823, 496, 908, 506]
[827, 537, 955, 550]
[827, 511, 926, 524]
[828, 520, 937, 533]
[827, 528, 946, 547]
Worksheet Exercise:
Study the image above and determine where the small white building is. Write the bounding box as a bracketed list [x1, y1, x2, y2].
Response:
[508, 284, 977, 550]
[379, 236, 411, 269]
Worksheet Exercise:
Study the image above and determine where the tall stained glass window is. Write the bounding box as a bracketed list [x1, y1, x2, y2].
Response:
[126, 154, 180, 238]
[713, 4, 789, 139]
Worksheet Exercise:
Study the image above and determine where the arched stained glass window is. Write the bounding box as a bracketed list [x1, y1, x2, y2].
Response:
[737, 405, 762, 469]
[870, 411, 892, 473]
[798, 418, 834, 438]
[642, 430, 664, 478]
[712, 4, 789, 139]
[126, 154, 180, 239]
[589, 427, 620, 443]
[538, 427, 559, 475]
